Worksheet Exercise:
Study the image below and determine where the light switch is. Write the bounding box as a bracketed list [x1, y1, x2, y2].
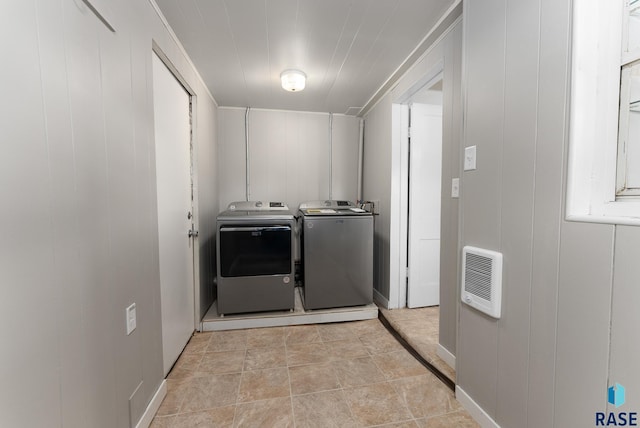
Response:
[126, 303, 137, 335]
[451, 178, 460, 198]
[464, 145, 477, 171]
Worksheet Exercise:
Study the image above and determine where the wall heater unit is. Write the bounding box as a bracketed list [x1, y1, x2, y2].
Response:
[461, 246, 503, 319]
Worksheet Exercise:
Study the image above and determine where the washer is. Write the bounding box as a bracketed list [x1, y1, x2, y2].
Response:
[299, 200, 374, 310]
[216, 201, 295, 315]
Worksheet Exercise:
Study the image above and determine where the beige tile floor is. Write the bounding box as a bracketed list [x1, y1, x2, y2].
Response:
[151, 319, 477, 427]
[379, 307, 456, 383]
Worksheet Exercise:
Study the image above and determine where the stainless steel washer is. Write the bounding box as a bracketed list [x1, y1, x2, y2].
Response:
[299, 200, 373, 310]
[216, 201, 295, 315]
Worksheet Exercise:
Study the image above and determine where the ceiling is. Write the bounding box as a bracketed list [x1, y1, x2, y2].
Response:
[154, 0, 457, 115]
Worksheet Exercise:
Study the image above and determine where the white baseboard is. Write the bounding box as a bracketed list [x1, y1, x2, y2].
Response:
[135, 380, 167, 428]
[373, 289, 389, 309]
[456, 385, 500, 428]
[437, 344, 456, 370]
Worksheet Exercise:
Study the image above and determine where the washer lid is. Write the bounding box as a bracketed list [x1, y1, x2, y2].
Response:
[298, 200, 370, 216]
[299, 207, 370, 217]
[227, 201, 289, 211]
[217, 201, 294, 221]
[298, 200, 355, 210]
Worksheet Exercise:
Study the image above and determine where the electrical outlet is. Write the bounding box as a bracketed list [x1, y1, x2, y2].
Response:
[464, 145, 477, 171]
[451, 178, 460, 198]
[126, 303, 137, 335]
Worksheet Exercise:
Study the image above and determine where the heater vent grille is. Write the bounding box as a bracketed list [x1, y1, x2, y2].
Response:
[461, 246, 503, 319]
[464, 253, 492, 300]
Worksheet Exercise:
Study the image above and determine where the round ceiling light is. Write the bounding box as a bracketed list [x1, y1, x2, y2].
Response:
[280, 69, 306, 92]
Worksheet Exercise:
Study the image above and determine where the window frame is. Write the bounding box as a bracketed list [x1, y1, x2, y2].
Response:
[617, 0, 640, 196]
[566, 0, 640, 225]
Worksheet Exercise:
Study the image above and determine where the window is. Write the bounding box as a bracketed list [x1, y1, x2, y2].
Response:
[617, 1, 640, 197]
[567, 0, 640, 225]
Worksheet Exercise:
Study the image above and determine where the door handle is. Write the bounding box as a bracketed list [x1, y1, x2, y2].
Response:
[188, 229, 199, 238]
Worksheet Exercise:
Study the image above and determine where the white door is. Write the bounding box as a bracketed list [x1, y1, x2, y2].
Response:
[152, 53, 195, 376]
[407, 100, 443, 308]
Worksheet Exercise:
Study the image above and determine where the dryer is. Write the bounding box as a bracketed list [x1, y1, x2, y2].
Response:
[216, 201, 295, 315]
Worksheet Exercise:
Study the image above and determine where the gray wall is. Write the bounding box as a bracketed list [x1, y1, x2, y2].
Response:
[194, 96, 219, 320]
[362, 19, 462, 356]
[0, 1, 217, 426]
[458, 0, 568, 424]
[458, 0, 640, 426]
[217, 107, 360, 211]
[362, 96, 394, 302]
[438, 23, 462, 356]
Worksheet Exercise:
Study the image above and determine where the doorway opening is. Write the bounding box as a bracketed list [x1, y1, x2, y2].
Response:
[383, 69, 455, 382]
[406, 78, 443, 309]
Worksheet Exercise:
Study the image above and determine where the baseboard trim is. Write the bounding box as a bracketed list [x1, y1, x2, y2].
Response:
[437, 344, 456, 370]
[135, 380, 167, 428]
[373, 289, 389, 309]
[456, 386, 500, 428]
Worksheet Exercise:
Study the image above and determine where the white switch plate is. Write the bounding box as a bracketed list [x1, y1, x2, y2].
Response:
[126, 303, 137, 335]
[451, 178, 460, 198]
[464, 145, 477, 171]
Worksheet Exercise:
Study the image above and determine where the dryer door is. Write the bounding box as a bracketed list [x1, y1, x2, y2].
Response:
[219, 225, 292, 277]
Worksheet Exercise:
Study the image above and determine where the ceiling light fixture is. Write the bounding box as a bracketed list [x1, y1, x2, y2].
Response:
[280, 69, 306, 92]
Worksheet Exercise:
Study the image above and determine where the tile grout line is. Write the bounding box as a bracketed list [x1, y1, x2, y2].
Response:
[156, 321, 463, 426]
[284, 329, 297, 427]
[364, 319, 434, 426]
[174, 341, 207, 417]
[229, 345, 247, 428]
[337, 324, 366, 426]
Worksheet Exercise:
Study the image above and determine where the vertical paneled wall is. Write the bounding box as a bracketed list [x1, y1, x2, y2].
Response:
[362, 96, 394, 301]
[459, 0, 560, 424]
[497, 0, 540, 422]
[217, 108, 360, 211]
[438, 22, 463, 356]
[194, 97, 219, 319]
[0, 0, 218, 426]
[525, 1, 571, 425]
[458, 0, 506, 413]
[609, 226, 640, 416]
[331, 115, 361, 201]
[458, 0, 640, 426]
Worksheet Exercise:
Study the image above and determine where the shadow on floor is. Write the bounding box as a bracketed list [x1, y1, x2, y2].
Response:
[378, 306, 455, 385]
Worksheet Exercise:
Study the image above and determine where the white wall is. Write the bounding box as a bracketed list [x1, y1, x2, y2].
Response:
[217, 108, 360, 211]
[0, 0, 217, 426]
